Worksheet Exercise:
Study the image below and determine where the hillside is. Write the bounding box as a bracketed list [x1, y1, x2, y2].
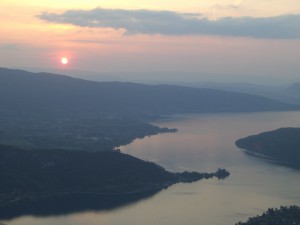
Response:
[1, 67, 297, 118]
[235, 206, 300, 225]
[236, 127, 300, 169]
[2, 67, 298, 151]
[0, 145, 229, 219]
[191, 81, 300, 105]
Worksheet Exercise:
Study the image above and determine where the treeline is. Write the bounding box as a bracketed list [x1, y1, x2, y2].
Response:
[235, 206, 300, 225]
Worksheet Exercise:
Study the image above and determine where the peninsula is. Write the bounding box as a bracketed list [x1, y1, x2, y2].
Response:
[235, 127, 300, 169]
[0, 145, 229, 214]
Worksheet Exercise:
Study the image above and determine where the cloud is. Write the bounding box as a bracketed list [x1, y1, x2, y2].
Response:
[38, 8, 300, 39]
[214, 4, 241, 10]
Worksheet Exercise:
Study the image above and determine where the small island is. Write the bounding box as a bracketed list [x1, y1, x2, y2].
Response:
[235, 205, 300, 225]
[0, 145, 229, 219]
[235, 127, 300, 169]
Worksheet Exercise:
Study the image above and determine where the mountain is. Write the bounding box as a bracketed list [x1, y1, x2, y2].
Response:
[1, 67, 299, 151]
[183, 81, 300, 105]
[236, 127, 300, 169]
[0, 67, 298, 119]
[286, 82, 300, 95]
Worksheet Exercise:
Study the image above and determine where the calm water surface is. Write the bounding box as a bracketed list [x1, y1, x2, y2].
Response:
[3, 111, 300, 225]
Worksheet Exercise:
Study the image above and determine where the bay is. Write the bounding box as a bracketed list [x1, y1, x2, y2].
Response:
[3, 111, 300, 225]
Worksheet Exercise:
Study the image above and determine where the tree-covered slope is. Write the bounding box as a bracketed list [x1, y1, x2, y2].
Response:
[235, 206, 300, 225]
[0, 145, 229, 210]
[236, 127, 300, 169]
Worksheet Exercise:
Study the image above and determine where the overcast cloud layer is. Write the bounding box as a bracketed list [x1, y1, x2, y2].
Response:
[38, 8, 300, 39]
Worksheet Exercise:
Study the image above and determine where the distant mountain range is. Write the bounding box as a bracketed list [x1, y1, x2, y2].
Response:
[1, 67, 299, 151]
[286, 82, 300, 96]
[183, 81, 300, 105]
[1, 67, 298, 119]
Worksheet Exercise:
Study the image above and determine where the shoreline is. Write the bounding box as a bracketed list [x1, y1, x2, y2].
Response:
[239, 148, 300, 170]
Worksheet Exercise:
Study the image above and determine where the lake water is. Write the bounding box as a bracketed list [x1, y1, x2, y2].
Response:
[2, 111, 300, 225]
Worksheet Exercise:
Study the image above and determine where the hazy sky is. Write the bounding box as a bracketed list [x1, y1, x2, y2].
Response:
[1, 0, 300, 83]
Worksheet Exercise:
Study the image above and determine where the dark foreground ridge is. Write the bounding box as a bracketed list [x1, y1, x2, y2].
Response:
[0, 145, 229, 219]
[235, 205, 300, 225]
[235, 127, 300, 169]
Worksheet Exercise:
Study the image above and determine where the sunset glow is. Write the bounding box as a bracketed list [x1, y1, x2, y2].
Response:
[0, 0, 299, 83]
[1, 1, 300, 224]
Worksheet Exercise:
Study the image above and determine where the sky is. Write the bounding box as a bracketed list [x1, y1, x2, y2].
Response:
[1, 0, 300, 84]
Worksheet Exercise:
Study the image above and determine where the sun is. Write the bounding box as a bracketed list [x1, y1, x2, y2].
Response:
[61, 57, 68, 65]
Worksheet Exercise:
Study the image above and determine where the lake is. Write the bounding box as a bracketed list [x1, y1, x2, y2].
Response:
[2, 111, 300, 225]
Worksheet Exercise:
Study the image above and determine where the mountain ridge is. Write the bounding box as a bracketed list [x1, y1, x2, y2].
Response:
[1, 67, 299, 151]
[1, 67, 298, 119]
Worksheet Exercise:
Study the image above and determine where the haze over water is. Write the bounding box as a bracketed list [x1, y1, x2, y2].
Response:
[4, 111, 300, 225]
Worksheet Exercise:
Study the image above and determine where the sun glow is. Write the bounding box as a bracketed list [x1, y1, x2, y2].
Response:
[61, 57, 68, 65]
